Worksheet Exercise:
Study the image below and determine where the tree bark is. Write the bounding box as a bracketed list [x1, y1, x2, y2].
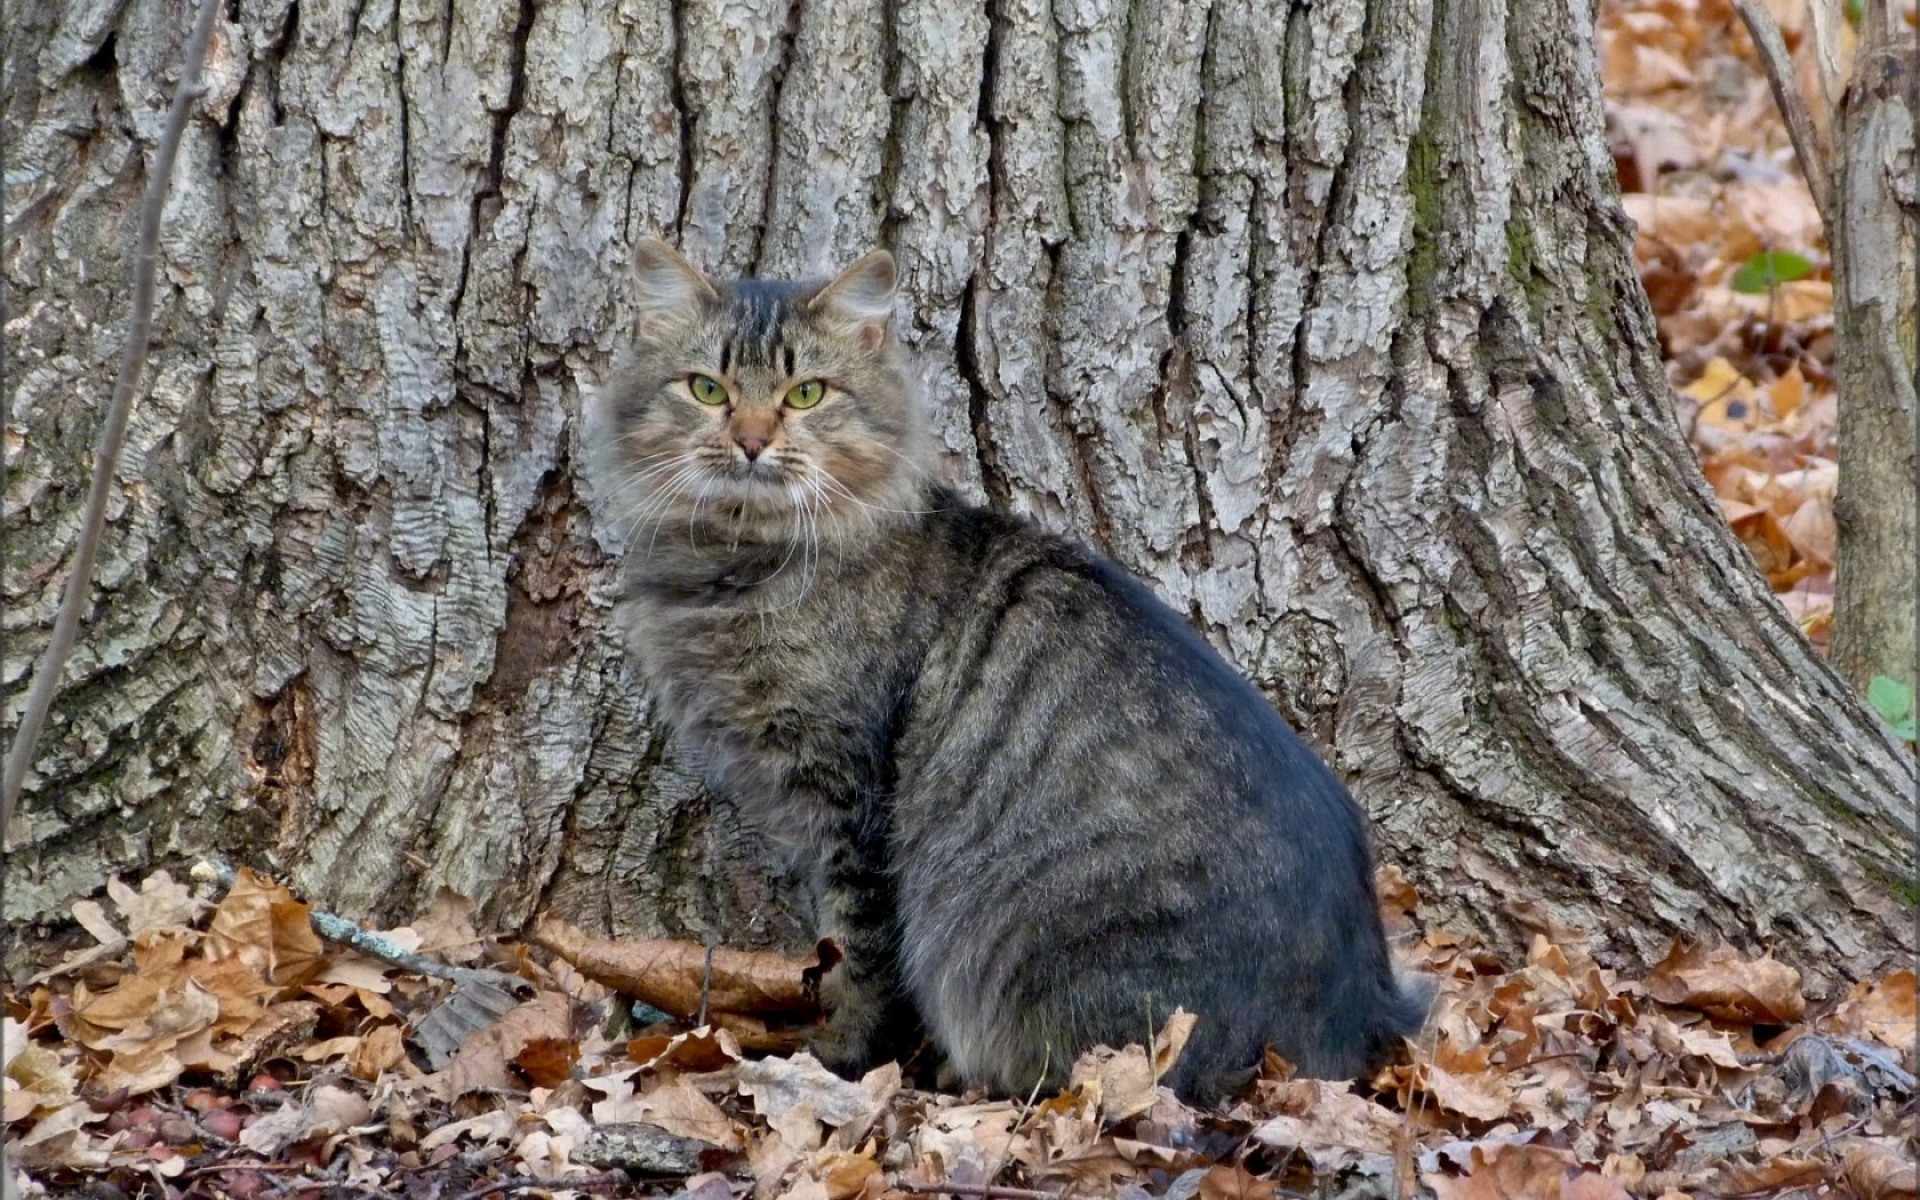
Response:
[5, 0, 1913, 990]
[1827, 34, 1917, 701]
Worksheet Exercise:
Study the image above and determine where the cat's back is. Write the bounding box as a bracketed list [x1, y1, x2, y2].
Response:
[891, 497, 1414, 1096]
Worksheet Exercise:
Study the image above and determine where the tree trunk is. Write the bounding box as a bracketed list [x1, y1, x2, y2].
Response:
[1827, 32, 1917, 701]
[5, 0, 1913, 991]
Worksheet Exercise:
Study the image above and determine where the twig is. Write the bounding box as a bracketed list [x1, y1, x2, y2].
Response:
[1, 0, 226, 829]
[452, 1172, 630, 1200]
[193, 859, 533, 994]
[1730, 0, 1835, 228]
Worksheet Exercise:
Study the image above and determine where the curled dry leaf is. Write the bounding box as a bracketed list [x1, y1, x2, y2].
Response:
[107, 871, 210, 936]
[1840, 1139, 1918, 1200]
[1644, 940, 1805, 1022]
[441, 990, 577, 1098]
[530, 913, 825, 1020]
[204, 868, 326, 987]
[735, 1052, 891, 1153]
[1824, 970, 1917, 1050]
[630, 1024, 745, 1073]
[1067, 1009, 1196, 1123]
[588, 1071, 743, 1149]
[1251, 1079, 1402, 1173]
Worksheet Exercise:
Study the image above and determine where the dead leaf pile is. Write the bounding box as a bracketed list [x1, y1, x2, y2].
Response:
[7, 867, 1914, 1200]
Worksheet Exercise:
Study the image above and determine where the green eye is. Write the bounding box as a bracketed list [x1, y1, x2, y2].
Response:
[785, 380, 825, 409]
[689, 374, 727, 405]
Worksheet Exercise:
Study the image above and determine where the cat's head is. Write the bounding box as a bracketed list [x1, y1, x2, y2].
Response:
[591, 238, 930, 551]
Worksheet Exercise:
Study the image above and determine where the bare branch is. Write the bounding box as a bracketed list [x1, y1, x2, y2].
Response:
[1, 0, 226, 828]
[1731, 0, 1837, 230]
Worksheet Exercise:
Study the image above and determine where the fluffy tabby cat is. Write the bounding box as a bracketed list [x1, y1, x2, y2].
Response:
[586, 238, 1427, 1101]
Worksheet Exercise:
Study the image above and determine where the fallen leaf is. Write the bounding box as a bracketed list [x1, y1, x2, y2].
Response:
[530, 914, 823, 1020]
[736, 1052, 885, 1152]
[442, 991, 576, 1098]
[591, 1072, 741, 1148]
[1644, 941, 1805, 1022]
[204, 869, 326, 987]
[108, 872, 210, 936]
[1067, 1009, 1196, 1122]
[1840, 1139, 1917, 1200]
[1825, 970, 1917, 1050]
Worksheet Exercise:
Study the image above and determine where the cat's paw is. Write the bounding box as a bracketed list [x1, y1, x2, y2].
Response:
[806, 1020, 877, 1078]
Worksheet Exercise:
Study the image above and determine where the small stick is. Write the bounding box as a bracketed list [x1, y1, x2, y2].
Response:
[1, 0, 225, 827]
[699, 934, 717, 1026]
[1730, 0, 1835, 228]
[194, 860, 531, 994]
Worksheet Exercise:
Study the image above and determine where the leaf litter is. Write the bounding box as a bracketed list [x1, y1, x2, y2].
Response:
[1605, 0, 1918, 653]
[6, 865, 1913, 1199]
[11, 3, 1920, 1197]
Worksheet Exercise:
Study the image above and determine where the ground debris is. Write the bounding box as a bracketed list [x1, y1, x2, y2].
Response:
[7, 866, 1913, 1200]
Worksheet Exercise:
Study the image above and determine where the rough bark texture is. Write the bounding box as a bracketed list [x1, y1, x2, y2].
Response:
[1827, 38, 1917, 700]
[5, 0, 1914, 989]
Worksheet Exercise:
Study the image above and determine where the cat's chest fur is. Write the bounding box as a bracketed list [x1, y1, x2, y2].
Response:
[619, 544, 927, 855]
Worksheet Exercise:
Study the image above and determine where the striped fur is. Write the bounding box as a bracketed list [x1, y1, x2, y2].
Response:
[586, 240, 1427, 1100]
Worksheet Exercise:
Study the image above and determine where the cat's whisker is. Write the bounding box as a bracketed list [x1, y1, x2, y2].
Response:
[805, 463, 937, 518]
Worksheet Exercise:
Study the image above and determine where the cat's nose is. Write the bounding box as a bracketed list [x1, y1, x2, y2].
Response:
[735, 433, 769, 460]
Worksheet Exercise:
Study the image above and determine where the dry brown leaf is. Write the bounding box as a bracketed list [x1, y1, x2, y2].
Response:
[1644, 1013, 1745, 1071]
[1824, 970, 1917, 1050]
[108, 872, 209, 936]
[736, 1052, 887, 1153]
[3, 1020, 76, 1123]
[812, 1150, 885, 1200]
[530, 913, 825, 1019]
[589, 1071, 742, 1148]
[514, 1036, 581, 1089]
[1840, 1140, 1918, 1200]
[1643, 941, 1805, 1022]
[1708, 1154, 1829, 1193]
[1419, 1034, 1517, 1122]
[406, 887, 484, 964]
[1251, 1079, 1402, 1172]
[204, 869, 327, 986]
[10, 1100, 108, 1171]
[630, 1024, 745, 1073]
[1195, 1162, 1276, 1200]
[237, 1083, 373, 1155]
[1425, 1141, 1628, 1200]
[442, 990, 575, 1097]
[908, 1101, 1022, 1178]
[1067, 1009, 1196, 1123]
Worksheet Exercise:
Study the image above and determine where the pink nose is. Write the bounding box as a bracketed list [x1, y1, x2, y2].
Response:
[735, 434, 768, 460]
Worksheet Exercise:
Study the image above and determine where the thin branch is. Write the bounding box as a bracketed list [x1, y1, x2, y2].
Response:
[1730, 0, 1836, 230]
[1, 0, 225, 828]
[193, 859, 534, 993]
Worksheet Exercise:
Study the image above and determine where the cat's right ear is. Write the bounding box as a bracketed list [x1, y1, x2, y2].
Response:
[632, 236, 719, 337]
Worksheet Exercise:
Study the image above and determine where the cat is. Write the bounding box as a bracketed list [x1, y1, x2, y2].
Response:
[584, 237, 1429, 1101]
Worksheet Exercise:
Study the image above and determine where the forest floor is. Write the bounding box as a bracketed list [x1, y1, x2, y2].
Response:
[7, 0, 1917, 1198]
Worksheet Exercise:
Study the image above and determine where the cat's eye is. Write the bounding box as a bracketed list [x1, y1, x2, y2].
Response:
[785, 380, 826, 410]
[688, 374, 728, 406]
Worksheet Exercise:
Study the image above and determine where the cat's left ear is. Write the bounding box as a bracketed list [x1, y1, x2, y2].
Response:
[809, 250, 896, 349]
[632, 236, 720, 337]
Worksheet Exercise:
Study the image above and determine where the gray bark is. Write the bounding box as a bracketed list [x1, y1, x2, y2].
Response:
[1827, 38, 1917, 700]
[5, 0, 1914, 990]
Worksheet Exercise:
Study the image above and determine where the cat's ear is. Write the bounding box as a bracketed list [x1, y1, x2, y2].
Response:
[632, 236, 719, 336]
[809, 250, 896, 349]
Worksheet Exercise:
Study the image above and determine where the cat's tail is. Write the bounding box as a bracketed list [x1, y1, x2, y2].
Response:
[1370, 965, 1438, 1064]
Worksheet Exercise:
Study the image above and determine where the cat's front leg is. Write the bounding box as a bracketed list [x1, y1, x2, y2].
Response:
[810, 842, 920, 1075]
